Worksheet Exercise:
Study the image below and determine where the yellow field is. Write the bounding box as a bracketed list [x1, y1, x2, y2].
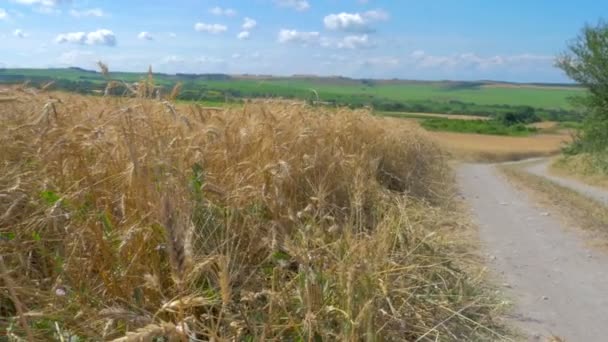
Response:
[0, 87, 503, 341]
[428, 131, 570, 162]
[384, 117, 570, 162]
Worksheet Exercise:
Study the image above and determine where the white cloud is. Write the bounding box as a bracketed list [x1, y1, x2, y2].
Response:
[138, 31, 154, 40]
[337, 34, 372, 49]
[12, 0, 61, 6]
[13, 29, 28, 38]
[12, 0, 65, 14]
[329, 54, 347, 62]
[324, 10, 389, 32]
[57, 50, 95, 65]
[56, 32, 86, 44]
[319, 37, 332, 47]
[324, 13, 367, 32]
[0, 8, 8, 20]
[168, 32, 177, 38]
[362, 56, 400, 68]
[194, 22, 228, 34]
[237, 31, 250, 40]
[407, 50, 553, 70]
[209, 6, 236, 17]
[70, 8, 104, 17]
[55, 29, 116, 46]
[83, 29, 116, 46]
[162, 55, 184, 64]
[278, 29, 320, 44]
[275, 0, 310, 11]
[242, 17, 257, 30]
[362, 9, 388, 21]
[232, 52, 261, 60]
[34, 6, 60, 14]
[198, 56, 225, 64]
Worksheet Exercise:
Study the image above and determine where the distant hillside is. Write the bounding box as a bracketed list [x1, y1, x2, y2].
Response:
[0, 68, 584, 121]
[0, 67, 581, 88]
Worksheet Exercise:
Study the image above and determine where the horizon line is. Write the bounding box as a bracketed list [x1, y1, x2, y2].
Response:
[0, 66, 579, 86]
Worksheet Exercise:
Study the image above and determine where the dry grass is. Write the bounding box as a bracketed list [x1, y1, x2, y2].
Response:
[428, 131, 570, 162]
[0, 85, 505, 340]
[551, 154, 608, 189]
[501, 164, 608, 249]
[528, 121, 558, 130]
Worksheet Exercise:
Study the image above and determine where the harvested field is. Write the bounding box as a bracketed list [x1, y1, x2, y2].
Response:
[428, 131, 570, 162]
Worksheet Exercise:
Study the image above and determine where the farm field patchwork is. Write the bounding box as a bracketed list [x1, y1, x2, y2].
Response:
[0, 68, 584, 118]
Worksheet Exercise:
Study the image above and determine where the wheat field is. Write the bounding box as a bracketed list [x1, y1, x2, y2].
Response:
[0, 84, 505, 341]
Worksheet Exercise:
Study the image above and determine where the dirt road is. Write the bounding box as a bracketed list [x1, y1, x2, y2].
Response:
[525, 159, 608, 205]
[457, 163, 608, 341]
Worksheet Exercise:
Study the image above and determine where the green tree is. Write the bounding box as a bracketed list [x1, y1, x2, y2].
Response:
[557, 20, 608, 154]
[496, 106, 540, 126]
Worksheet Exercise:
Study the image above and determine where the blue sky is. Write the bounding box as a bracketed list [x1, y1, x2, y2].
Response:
[0, 0, 605, 82]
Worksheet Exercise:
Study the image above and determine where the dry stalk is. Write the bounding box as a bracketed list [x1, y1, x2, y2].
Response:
[0, 256, 35, 342]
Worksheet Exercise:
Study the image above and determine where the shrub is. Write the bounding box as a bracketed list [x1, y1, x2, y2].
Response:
[495, 106, 541, 126]
[557, 20, 608, 161]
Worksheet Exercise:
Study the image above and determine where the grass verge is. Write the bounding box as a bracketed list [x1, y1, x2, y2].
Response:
[551, 154, 608, 189]
[0, 86, 506, 341]
[500, 163, 608, 247]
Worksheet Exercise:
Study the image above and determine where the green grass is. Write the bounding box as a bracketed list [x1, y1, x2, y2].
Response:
[421, 118, 538, 136]
[282, 80, 580, 108]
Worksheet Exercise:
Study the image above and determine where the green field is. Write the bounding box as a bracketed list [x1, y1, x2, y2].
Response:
[260, 79, 580, 108]
[420, 118, 539, 136]
[0, 68, 585, 120]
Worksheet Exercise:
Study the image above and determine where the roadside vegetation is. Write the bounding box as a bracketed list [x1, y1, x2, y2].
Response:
[554, 20, 608, 176]
[501, 163, 608, 246]
[552, 154, 608, 189]
[0, 77, 506, 341]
